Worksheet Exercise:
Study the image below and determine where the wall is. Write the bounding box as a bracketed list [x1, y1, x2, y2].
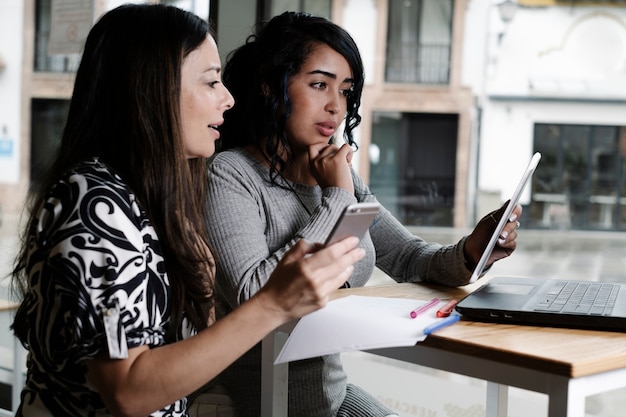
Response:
[463, 1, 626, 216]
[215, 0, 256, 65]
[0, 0, 25, 223]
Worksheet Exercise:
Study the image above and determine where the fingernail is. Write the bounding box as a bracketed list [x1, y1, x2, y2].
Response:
[508, 214, 518, 222]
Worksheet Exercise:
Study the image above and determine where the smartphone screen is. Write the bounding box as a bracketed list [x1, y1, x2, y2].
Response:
[324, 202, 380, 246]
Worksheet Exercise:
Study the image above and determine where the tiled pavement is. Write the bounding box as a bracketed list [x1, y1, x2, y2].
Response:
[2, 217, 626, 415]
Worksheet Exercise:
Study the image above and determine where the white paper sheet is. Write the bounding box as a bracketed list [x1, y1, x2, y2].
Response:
[275, 295, 450, 364]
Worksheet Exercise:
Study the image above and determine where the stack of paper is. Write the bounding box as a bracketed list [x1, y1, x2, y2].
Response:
[275, 295, 453, 364]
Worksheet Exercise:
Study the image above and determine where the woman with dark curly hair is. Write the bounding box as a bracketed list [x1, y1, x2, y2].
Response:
[205, 11, 522, 417]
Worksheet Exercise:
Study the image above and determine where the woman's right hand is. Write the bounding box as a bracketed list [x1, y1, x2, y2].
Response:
[256, 237, 364, 321]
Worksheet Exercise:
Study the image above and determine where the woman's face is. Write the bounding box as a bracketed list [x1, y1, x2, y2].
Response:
[284, 43, 354, 152]
[180, 35, 234, 159]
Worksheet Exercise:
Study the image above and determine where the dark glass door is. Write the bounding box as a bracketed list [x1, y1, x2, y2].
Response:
[370, 112, 458, 226]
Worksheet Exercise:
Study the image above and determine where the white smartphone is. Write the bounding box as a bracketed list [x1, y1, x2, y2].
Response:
[324, 202, 381, 246]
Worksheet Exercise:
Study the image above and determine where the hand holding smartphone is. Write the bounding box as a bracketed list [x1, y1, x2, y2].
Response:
[324, 202, 380, 246]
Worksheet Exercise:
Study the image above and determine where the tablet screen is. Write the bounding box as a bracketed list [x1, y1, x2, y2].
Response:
[468, 152, 542, 284]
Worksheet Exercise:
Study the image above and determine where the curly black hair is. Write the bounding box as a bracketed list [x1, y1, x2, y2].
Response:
[220, 11, 365, 179]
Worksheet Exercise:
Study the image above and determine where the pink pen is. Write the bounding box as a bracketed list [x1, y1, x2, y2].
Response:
[410, 298, 440, 319]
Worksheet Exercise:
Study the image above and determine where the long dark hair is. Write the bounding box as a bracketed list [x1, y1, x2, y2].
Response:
[11, 4, 214, 337]
[220, 11, 365, 179]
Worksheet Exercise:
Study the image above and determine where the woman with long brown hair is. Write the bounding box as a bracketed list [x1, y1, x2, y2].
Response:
[10, 5, 363, 416]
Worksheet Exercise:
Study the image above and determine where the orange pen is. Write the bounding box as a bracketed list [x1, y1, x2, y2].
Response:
[436, 299, 458, 318]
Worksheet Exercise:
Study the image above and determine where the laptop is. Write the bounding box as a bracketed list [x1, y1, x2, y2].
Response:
[456, 152, 626, 332]
[455, 276, 626, 331]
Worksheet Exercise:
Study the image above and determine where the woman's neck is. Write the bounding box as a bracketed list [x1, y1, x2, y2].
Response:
[245, 145, 317, 186]
[284, 152, 317, 185]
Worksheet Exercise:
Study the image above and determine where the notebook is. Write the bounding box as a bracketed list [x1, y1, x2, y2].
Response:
[456, 152, 626, 332]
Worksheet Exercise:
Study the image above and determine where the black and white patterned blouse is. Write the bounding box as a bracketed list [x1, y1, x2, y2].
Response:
[16, 158, 191, 416]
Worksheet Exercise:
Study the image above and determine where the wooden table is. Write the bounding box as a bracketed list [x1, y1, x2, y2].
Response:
[0, 299, 21, 417]
[261, 281, 626, 417]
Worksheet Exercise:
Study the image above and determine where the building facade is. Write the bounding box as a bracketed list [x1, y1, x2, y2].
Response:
[464, 0, 626, 231]
[6, 0, 626, 232]
[0, 0, 473, 229]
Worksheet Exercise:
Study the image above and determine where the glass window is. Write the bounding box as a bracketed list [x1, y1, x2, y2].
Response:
[31, 99, 70, 186]
[34, 0, 81, 72]
[386, 0, 453, 84]
[531, 123, 626, 230]
[369, 111, 457, 226]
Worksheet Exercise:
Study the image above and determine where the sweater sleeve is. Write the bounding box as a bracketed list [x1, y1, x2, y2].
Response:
[206, 152, 357, 308]
[353, 173, 473, 287]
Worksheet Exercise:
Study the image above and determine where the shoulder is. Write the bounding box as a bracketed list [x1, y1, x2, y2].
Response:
[44, 158, 149, 237]
[53, 158, 137, 213]
[211, 149, 257, 168]
[209, 149, 268, 182]
[55, 158, 130, 198]
[68, 158, 123, 183]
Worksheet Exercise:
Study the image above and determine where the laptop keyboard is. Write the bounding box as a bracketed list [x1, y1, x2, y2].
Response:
[533, 281, 619, 315]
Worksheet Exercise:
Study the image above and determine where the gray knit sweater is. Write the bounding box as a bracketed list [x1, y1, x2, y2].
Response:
[205, 148, 472, 417]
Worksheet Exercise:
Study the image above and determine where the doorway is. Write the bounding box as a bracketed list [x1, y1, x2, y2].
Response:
[369, 111, 458, 226]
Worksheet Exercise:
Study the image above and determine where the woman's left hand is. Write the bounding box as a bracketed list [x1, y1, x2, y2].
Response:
[308, 143, 354, 194]
[464, 200, 523, 270]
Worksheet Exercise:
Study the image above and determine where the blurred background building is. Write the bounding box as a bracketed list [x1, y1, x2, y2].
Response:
[3, 0, 626, 232]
